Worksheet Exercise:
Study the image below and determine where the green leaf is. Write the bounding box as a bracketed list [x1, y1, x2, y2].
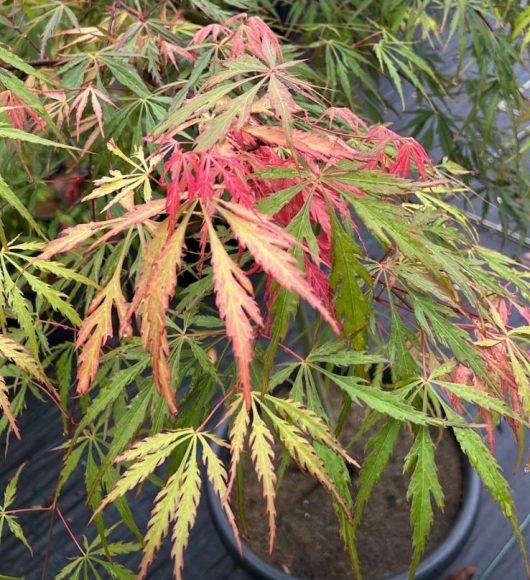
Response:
[153, 80, 250, 137]
[59, 56, 89, 87]
[348, 197, 440, 273]
[169, 48, 214, 113]
[326, 167, 414, 196]
[513, 7, 530, 39]
[317, 443, 360, 577]
[404, 427, 444, 579]
[97, 430, 202, 579]
[452, 418, 520, 523]
[98, 430, 195, 513]
[28, 259, 99, 288]
[388, 300, 418, 379]
[98, 561, 135, 579]
[3, 465, 23, 508]
[256, 181, 308, 215]
[6, 517, 31, 554]
[268, 75, 294, 145]
[54, 557, 82, 580]
[0, 174, 44, 237]
[139, 438, 201, 579]
[248, 403, 277, 550]
[260, 399, 349, 516]
[102, 58, 150, 98]
[188, 0, 231, 22]
[17, 270, 81, 326]
[58, 440, 88, 489]
[91, 387, 154, 493]
[374, 42, 405, 108]
[93, 540, 140, 557]
[265, 395, 357, 467]
[307, 341, 384, 367]
[40, 5, 67, 56]
[0, 45, 51, 82]
[329, 210, 371, 349]
[253, 167, 302, 180]
[436, 381, 515, 418]
[0, 70, 44, 113]
[0, 124, 77, 149]
[354, 418, 401, 526]
[0, 333, 48, 384]
[410, 295, 484, 374]
[261, 201, 313, 389]
[0, 465, 31, 554]
[76, 360, 149, 432]
[195, 83, 262, 150]
[319, 368, 439, 426]
[1, 264, 37, 356]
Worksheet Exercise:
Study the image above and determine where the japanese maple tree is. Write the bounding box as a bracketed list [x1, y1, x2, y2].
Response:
[0, 3, 529, 580]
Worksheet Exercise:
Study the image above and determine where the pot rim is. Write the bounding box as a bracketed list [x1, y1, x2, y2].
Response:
[206, 422, 481, 580]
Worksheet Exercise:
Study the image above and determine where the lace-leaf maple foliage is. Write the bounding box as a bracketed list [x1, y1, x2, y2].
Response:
[260, 0, 530, 238]
[0, 3, 529, 580]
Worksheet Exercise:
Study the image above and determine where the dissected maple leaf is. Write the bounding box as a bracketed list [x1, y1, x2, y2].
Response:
[76, 271, 130, 395]
[218, 200, 339, 332]
[39, 222, 108, 260]
[364, 125, 432, 178]
[83, 141, 161, 211]
[242, 124, 360, 163]
[0, 90, 45, 131]
[249, 399, 277, 552]
[0, 375, 20, 439]
[70, 85, 115, 140]
[86, 200, 166, 252]
[204, 211, 263, 406]
[136, 213, 192, 414]
[203, 200, 339, 405]
[0, 333, 50, 387]
[163, 146, 253, 218]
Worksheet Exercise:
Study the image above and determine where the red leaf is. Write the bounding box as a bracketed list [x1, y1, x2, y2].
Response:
[218, 200, 340, 334]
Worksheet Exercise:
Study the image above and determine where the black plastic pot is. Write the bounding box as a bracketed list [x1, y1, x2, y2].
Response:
[206, 424, 481, 580]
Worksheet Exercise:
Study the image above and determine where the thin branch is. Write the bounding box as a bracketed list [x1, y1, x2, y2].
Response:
[2, 58, 71, 71]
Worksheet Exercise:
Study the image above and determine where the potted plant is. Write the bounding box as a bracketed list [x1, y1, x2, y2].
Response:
[0, 3, 529, 579]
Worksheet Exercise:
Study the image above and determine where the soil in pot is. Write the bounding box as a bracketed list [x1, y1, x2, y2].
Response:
[235, 401, 463, 580]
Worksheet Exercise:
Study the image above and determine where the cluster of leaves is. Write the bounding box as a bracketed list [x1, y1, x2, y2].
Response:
[260, 0, 530, 237]
[0, 2, 528, 580]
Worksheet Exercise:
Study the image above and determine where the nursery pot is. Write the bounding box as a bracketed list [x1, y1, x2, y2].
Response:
[206, 423, 481, 580]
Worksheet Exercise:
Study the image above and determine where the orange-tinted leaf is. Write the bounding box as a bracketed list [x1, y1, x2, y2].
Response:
[205, 212, 263, 406]
[243, 125, 359, 162]
[0, 333, 50, 387]
[127, 219, 172, 323]
[139, 214, 191, 413]
[86, 200, 166, 251]
[76, 272, 127, 394]
[39, 222, 107, 260]
[0, 375, 20, 439]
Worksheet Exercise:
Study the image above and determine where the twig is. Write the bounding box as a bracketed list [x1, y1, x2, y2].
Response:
[2, 58, 71, 70]
[56, 505, 85, 555]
